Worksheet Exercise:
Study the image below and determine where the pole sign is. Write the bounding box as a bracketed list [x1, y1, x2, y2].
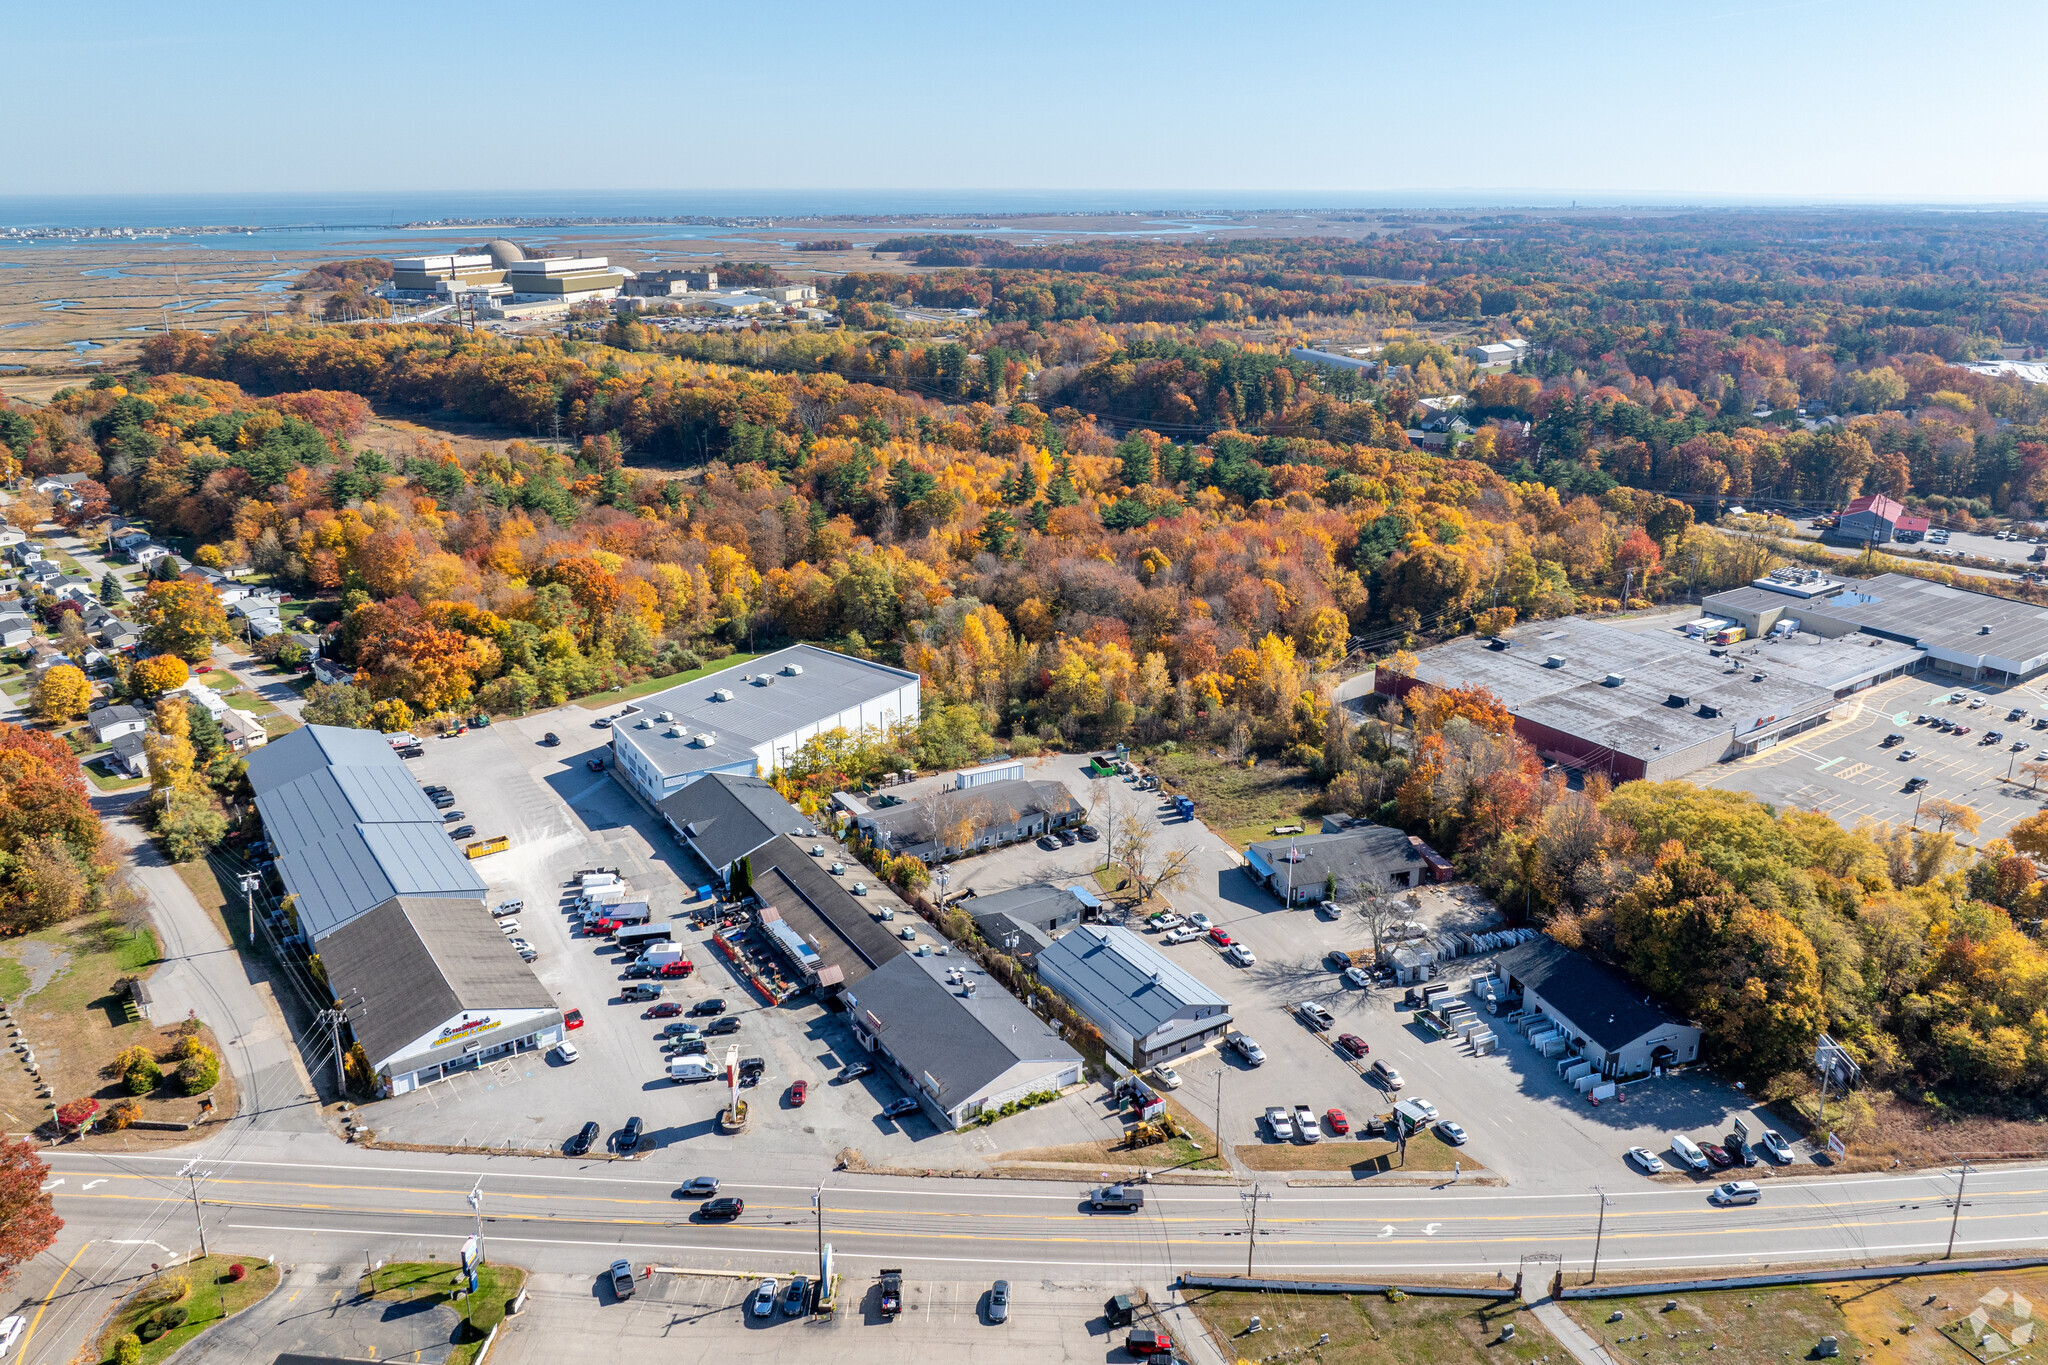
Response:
[1827, 1132, 1846, 1157]
[460, 1236, 479, 1271]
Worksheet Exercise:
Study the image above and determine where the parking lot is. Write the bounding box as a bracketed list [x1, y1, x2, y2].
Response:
[1695, 671, 2048, 840]
[359, 710, 965, 1167]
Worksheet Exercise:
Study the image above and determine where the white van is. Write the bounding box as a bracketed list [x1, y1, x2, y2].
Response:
[668, 1057, 716, 1083]
[385, 731, 419, 750]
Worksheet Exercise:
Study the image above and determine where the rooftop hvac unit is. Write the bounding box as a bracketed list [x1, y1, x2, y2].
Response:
[635, 718, 652, 729]
[1602, 673, 1625, 687]
[782, 662, 804, 676]
[657, 711, 673, 722]
[1697, 704, 1721, 718]
[1486, 637, 1509, 650]
[692, 732, 717, 748]
[1981, 624, 1994, 634]
[1544, 654, 1567, 668]
[754, 674, 774, 686]
[665, 726, 682, 738]
[712, 688, 734, 701]
[1666, 694, 1690, 708]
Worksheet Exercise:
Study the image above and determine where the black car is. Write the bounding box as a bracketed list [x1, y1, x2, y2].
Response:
[738, 1056, 766, 1083]
[1058, 829, 1078, 846]
[704, 1016, 741, 1036]
[567, 1120, 599, 1155]
[449, 825, 476, 840]
[1076, 824, 1099, 842]
[422, 783, 450, 795]
[700, 1196, 744, 1220]
[669, 1039, 707, 1056]
[399, 745, 424, 758]
[542, 732, 560, 746]
[689, 998, 728, 1016]
[618, 1116, 645, 1153]
[1724, 1133, 1757, 1166]
[622, 962, 657, 979]
[1905, 776, 1930, 791]
[442, 810, 466, 822]
[783, 1275, 810, 1316]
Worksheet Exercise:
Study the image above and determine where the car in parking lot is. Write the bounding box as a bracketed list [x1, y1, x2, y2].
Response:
[661, 1020, 699, 1037]
[1263, 1106, 1296, 1141]
[1325, 1108, 1350, 1135]
[677, 1175, 720, 1198]
[1161, 925, 1201, 945]
[1759, 1129, 1794, 1162]
[750, 1278, 778, 1317]
[838, 1062, 874, 1083]
[704, 1016, 741, 1036]
[1701, 1140, 1733, 1167]
[1058, 829, 1078, 846]
[1206, 927, 1233, 946]
[497, 919, 520, 936]
[1296, 1001, 1335, 1030]
[1711, 1180, 1761, 1206]
[1227, 1033, 1265, 1064]
[789, 1079, 808, 1106]
[1151, 1064, 1182, 1089]
[1881, 732, 1903, 747]
[587, 757, 605, 771]
[1899, 748, 1918, 760]
[784, 1275, 811, 1316]
[669, 1038, 708, 1056]
[609, 1259, 635, 1299]
[552, 1041, 580, 1064]
[1626, 1145, 1664, 1173]
[449, 824, 476, 840]
[1077, 825, 1099, 842]
[442, 809, 467, 822]
[1956, 724, 1972, 735]
[1436, 1119, 1468, 1145]
[617, 1116, 644, 1152]
[1185, 912, 1213, 932]
[1148, 912, 1184, 931]
[511, 939, 537, 961]
[563, 1008, 584, 1029]
[567, 1120, 599, 1155]
[1905, 775, 1930, 791]
[882, 1095, 920, 1118]
[986, 1278, 1009, 1323]
[1224, 943, 1256, 966]
[701, 1196, 744, 1219]
[690, 998, 728, 1016]
[1343, 966, 1372, 988]
[1370, 1059, 1404, 1089]
[1669, 1133, 1711, 1173]
[1724, 1132, 1757, 1166]
[1036, 835, 1060, 851]
[1335, 1033, 1370, 1058]
[646, 1002, 683, 1018]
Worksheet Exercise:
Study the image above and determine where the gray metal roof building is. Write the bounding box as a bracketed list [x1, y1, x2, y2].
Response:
[655, 772, 810, 880]
[1770, 572, 2048, 683]
[846, 951, 1082, 1129]
[1493, 938, 1700, 1080]
[963, 882, 1089, 936]
[1380, 615, 1919, 781]
[1034, 924, 1232, 1066]
[1245, 824, 1433, 905]
[747, 834, 907, 987]
[318, 895, 562, 1095]
[246, 726, 486, 942]
[609, 645, 919, 805]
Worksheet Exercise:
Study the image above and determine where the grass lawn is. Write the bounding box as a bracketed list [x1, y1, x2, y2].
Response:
[575, 652, 759, 709]
[1186, 1288, 1556, 1364]
[94, 1256, 279, 1365]
[258, 712, 300, 735]
[1235, 1128, 1482, 1175]
[1559, 1266, 2048, 1364]
[362, 1262, 526, 1365]
[1147, 749, 1322, 849]
[0, 955, 28, 1001]
[84, 756, 146, 793]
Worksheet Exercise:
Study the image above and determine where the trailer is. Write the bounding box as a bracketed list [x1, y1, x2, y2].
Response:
[615, 922, 674, 952]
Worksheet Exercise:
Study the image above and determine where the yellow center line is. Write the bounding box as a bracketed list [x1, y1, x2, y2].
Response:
[16, 1239, 90, 1362]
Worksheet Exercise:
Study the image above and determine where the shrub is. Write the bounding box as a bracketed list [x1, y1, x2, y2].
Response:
[123, 1049, 163, 1096]
[137, 1272, 188, 1306]
[162, 1305, 188, 1329]
[227, 1263, 246, 1283]
[177, 1044, 220, 1096]
[137, 1318, 164, 1343]
[116, 1332, 142, 1365]
[103, 1098, 141, 1131]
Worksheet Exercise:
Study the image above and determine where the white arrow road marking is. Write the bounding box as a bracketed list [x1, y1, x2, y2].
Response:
[81, 1179, 105, 1190]
[1378, 1226, 1395, 1238]
[39, 1179, 62, 1192]
[1422, 1223, 1441, 1236]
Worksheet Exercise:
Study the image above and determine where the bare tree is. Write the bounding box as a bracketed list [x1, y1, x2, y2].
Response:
[1355, 887, 1408, 960]
[1115, 818, 1198, 902]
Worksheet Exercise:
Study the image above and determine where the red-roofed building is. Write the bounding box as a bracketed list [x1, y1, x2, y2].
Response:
[1832, 493, 1909, 544]
[1892, 513, 1930, 542]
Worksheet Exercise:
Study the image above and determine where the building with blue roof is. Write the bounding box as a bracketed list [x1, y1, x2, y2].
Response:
[1035, 924, 1232, 1067]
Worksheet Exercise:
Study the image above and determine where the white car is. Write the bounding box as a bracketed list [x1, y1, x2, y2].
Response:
[1262, 1106, 1295, 1141]
[1152, 1065, 1182, 1090]
[1758, 1129, 1794, 1163]
[1436, 1120, 1468, 1146]
[510, 938, 536, 959]
[1669, 1133, 1711, 1173]
[1162, 926, 1201, 945]
[1148, 913, 1185, 932]
[497, 920, 520, 936]
[1296, 1001, 1335, 1029]
[0, 1316, 24, 1357]
[1343, 966, 1372, 988]
[1224, 943, 1256, 967]
[1186, 913, 1213, 932]
[552, 1041, 580, 1064]
[493, 899, 523, 916]
[1406, 1097, 1438, 1121]
[1627, 1146, 1665, 1173]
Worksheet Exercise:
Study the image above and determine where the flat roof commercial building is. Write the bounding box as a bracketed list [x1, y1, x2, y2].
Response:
[1245, 823, 1447, 905]
[846, 952, 1082, 1129]
[390, 254, 505, 293]
[1378, 615, 1921, 781]
[247, 726, 486, 941]
[319, 896, 562, 1096]
[504, 256, 628, 300]
[850, 777, 1084, 862]
[1035, 925, 1231, 1067]
[1493, 938, 1699, 1080]
[1748, 572, 2048, 684]
[747, 834, 906, 989]
[609, 645, 919, 806]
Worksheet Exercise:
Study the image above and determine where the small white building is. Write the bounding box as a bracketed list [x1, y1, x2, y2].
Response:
[1035, 925, 1232, 1067]
[86, 703, 149, 742]
[220, 708, 269, 752]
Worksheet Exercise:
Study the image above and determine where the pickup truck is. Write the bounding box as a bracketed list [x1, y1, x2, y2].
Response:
[1090, 1184, 1145, 1211]
[1293, 1104, 1322, 1142]
[1263, 1106, 1296, 1141]
[879, 1268, 903, 1318]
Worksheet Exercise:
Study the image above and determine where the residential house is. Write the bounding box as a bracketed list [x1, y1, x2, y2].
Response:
[131, 542, 173, 568]
[86, 703, 149, 743]
[109, 529, 151, 557]
[169, 677, 228, 720]
[220, 708, 270, 752]
[0, 615, 31, 649]
[850, 778, 1084, 862]
[310, 656, 353, 686]
[107, 733, 149, 780]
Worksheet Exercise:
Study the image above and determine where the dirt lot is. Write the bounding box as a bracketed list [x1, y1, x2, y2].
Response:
[1564, 1265, 2048, 1365]
[1145, 749, 1323, 850]
[0, 918, 237, 1143]
[1186, 1287, 1559, 1364]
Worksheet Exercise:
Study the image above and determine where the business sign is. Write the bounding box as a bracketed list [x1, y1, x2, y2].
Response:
[461, 1236, 479, 1270]
[431, 1016, 501, 1049]
[1827, 1132, 1846, 1157]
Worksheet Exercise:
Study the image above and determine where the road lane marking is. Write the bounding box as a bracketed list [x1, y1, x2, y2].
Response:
[15, 1239, 90, 1362]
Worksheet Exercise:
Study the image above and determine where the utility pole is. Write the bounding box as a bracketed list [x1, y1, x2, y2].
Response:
[1945, 1161, 1972, 1259]
[1589, 1188, 1610, 1284]
[469, 1177, 485, 1264]
[239, 871, 262, 943]
[814, 1185, 825, 1277]
[1240, 1183, 1270, 1276]
[180, 1162, 212, 1257]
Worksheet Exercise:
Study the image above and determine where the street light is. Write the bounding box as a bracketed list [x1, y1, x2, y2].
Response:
[1588, 1188, 1611, 1284]
[238, 871, 262, 942]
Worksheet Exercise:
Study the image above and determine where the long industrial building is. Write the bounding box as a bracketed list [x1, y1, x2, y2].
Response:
[246, 726, 563, 1096]
[608, 645, 920, 806]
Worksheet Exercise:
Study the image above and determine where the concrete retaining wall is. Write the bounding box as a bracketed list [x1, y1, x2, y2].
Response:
[1179, 1274, 1515, 1301]
[1559, 1255, 2048, 1300]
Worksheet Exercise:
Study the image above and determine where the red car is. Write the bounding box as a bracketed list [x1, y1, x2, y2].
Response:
[788, 1080, 808, 1107]
[656, 959, 693, 978]
[1127, 1329, 1174, 1357]
[1324, 1108, 1350, 1135]
[646, 1002, 683, 1018]
[1206, 927, 1233, 947]
[194, 663, 212, 674]
[1701, 1142, 1734, 1168]
[1335, 1033, 1369, 1058]
[563, 1009, 585, 1030]
[587, 919, 618, 936]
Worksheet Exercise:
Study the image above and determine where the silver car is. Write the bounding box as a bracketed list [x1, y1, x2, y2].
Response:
[987, 1279, 1010, 1324]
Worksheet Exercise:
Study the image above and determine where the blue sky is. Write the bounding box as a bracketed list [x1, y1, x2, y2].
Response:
[12, 0, 2043, 202]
